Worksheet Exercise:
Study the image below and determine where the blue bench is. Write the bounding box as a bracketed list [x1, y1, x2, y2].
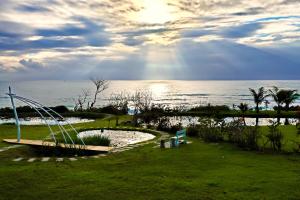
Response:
[171, 129, 187, 147]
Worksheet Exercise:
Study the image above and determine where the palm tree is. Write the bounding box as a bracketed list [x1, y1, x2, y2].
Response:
[249, 87, 267, 126]
[238, 103, 248, 126]
[282, 89, 299, 111]
[268, 86, 286, 124]
[282, 89, 299, 125]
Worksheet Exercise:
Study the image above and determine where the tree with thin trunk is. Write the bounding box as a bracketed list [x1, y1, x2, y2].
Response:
[282, 89, 299, 125]
[73, 89, 90, 111]
[109, 92, 129, 126]
[282, 89, 299, 111]
[238, 103, 248, 126]
[269, 86, 286, 124]
[89, 78, 109, 110]
[130, 90, 152, 126]
[249, 87, 267, 126]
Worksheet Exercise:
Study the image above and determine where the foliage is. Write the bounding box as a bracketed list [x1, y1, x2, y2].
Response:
[98, 105, 126, 115]
[80, 135, 110, 146]
[197, 118, 224, 142]
[237, 103, 248, 113]
[189, 104, 230, 113]
[249, 87, 267, 113]
[266, 121, 284, 152]
[156, 117, 182, 133]
[186, 124, 199, 137]
[224, 119, 260, 150]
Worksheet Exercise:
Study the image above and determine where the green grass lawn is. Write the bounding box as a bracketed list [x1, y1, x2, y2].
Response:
[1, 117, 300, 200]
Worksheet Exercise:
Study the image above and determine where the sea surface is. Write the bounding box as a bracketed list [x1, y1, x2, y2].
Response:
[0, 80, 300, 110]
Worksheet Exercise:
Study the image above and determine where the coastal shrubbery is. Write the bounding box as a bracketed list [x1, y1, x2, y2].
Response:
[156, 117, 182, 133]
[266, 121, 283, 152]
[197, 118, 224, 142]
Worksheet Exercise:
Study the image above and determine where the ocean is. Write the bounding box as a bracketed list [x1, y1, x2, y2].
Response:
[0, 80, 299, 110]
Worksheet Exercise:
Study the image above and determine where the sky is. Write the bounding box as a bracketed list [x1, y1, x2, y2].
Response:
[0, 0, 300, 80]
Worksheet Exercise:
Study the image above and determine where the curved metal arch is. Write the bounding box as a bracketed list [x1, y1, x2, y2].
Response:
[14, 97, 57, 144]
[14, 96, 76, 146]
[14, 95, 85, 146]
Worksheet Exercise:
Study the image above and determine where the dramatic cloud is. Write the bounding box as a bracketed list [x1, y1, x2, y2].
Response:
[0, 0, 299, 80]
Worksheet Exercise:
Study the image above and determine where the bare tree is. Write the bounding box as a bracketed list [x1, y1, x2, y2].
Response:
[130, 90, 153, 126]
[89, 78, 109, 109]
[109, 92, 130, 126]
[74, 89, 90, 111]
[109, 91, 129, 114]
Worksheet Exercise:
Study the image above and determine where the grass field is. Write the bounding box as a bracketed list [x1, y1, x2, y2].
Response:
[1, 116, 300, 200]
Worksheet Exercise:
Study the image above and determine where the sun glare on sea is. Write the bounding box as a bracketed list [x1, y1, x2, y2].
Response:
[136, 0, 174, 24]
[148, 82, 169, 98]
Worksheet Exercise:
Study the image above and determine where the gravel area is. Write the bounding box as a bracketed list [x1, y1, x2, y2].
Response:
[78, 130, 156, 148]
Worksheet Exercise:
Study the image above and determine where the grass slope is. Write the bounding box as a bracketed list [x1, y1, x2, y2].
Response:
[1, 116, 300, 199]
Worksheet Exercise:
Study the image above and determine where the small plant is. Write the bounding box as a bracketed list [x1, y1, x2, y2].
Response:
[80, 135, 111, 146]
[266, 121, 283, 152]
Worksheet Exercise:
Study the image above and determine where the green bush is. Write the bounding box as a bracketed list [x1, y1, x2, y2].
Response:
[198, 118, 224, 142]
[224, 119, 245, 144]
[80, 135, 111, 146]
[224, 119, 261, 150]
[189, 104, 230, 112]
[187, 124, 199, 137]
[266, 121, 283, 152]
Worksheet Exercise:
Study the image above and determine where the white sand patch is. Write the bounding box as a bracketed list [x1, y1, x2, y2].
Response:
[0, 117, 94, 125]
[78, 130, 156, 148]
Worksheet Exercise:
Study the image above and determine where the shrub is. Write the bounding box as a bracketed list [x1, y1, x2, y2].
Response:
[187, 124, 199, 137]
[156, 117, 182, 133]
[49, 105, 69, 113]
[223, 119, 260, 150]
[189, 104, 230, 112]
[198, 118, 224, 142]
[170, 123, 183, 133]
[98, 105, 127, 115]
[266, 121, 283, 152]
[80, 135, 111, 146]
[156, 117, 171, 131]
[224, 119, 245, 144]
[242, 127, 261, 150]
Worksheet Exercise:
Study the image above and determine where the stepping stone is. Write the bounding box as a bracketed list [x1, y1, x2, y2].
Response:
[80, 156, 87, 159]
[0, 149, 5, 152]
[69, 158, 77, 161]
[99, 154, 107, 157]
[41, 157, 50, 162]
[56, 158, 63, 162]
[13, 157, 23, 162]
[92, 155, 100, 158]
[28, 158, 36, 162]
